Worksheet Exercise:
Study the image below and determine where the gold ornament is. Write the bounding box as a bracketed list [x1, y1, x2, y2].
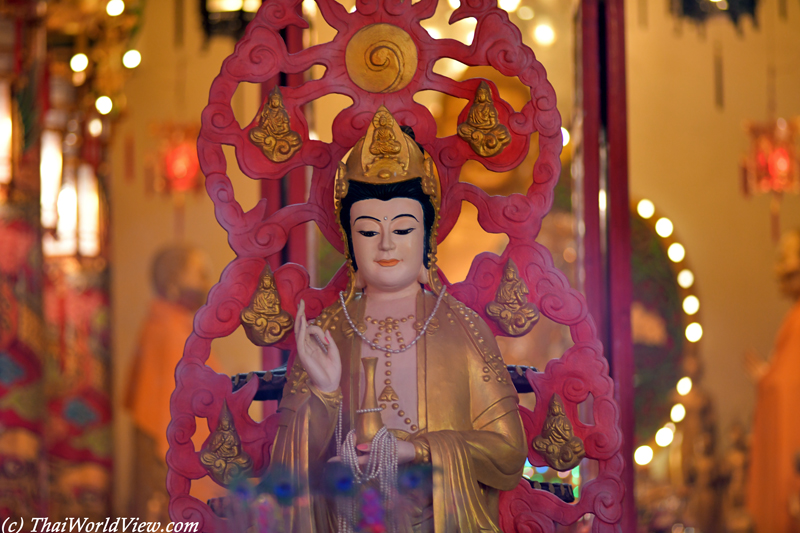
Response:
[532, 394, 585, 471]
[379, 385, 399, 402]
[486, 259, 539, 336]
[457, 81, 511, 158]
[356, 357, 384, 445]
[345, 24, 418, 93]
[241, 264, 294, 346]
[200, 400, 253, 485]
[249, 87, 302, 163]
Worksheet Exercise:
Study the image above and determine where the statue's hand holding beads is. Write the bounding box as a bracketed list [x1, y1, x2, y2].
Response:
[294, 300, 341, 393]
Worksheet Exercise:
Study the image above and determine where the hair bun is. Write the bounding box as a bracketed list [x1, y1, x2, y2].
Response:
[400, 125, 424, 155]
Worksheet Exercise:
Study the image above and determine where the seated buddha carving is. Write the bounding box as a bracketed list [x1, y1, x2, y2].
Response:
[249, 87, 302, 163]
[267, 107, 528, 532]
[200, 401, 253, 486]
[457, 81, 511, 158]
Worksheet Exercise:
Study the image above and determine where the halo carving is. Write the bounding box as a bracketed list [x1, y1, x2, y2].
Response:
[345, 23, 418, 93]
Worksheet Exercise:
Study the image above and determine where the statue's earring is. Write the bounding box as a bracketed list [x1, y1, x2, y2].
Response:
[342, 259, 359, 305]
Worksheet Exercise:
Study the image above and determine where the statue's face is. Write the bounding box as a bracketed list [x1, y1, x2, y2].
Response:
[350, 197, 425, 293]
[174, 249, 214, 311]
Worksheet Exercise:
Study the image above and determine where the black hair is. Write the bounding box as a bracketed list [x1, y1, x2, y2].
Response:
[400, 125, 425, 155]
[340, 178, 436, 271]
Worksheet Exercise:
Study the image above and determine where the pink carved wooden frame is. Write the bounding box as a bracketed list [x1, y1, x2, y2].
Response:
[167, 0, 625, 530]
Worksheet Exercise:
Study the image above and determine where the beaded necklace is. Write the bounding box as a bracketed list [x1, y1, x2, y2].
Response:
[338, 287, 446, 354]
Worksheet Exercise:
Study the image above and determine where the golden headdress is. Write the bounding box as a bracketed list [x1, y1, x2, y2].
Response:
[334, 106, 443, 299]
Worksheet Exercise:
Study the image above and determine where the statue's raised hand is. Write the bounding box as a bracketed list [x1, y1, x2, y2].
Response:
[295, 300, 341, 393]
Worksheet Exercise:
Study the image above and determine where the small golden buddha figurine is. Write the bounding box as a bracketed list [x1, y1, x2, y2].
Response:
[200, 401, 253, 485]
[457, 81, 511, 157]
[486, 259, 540, 336]
[532, 394, 585, 471]
[249, 87, 302, 163]
[369, 108, 403, 160]
[240, 264, 293, 346]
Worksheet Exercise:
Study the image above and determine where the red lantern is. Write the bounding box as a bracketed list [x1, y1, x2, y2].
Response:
[741, 117, 800, 239]
[147, 121, 202, 197]
[163, 141, 200, 193]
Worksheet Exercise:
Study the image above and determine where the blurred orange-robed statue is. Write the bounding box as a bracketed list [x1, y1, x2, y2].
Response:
[746, 229, 800, 533]
[125, 244, 221, 519]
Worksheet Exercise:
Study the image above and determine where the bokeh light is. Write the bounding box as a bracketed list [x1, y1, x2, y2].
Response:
[533, 24, 555, 46]
[122, 50, 142, 69]
[561, 127, 570, 147]
[70, 53, 89, 73]
[676, 377, 693, 396]
[668, 243, 686, 262]
[655, 427, 674, 447]
[686, 322, 703, 342]
[634, 446, 653, 465]
[88, 118, 103, 138]
[655, 217, 674, 238]
[677, 269, 694, 289]
[636, 199, 655, 219]
[499, 0, 521, 11]
[517, 6, 534, 19]
[106, 0, 125, 16]
[683, 295, 700, 315]
[95, 96, 113, 115]
[670, 403, 686, 423]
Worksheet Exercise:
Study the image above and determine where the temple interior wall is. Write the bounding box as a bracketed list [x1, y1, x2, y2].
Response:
[626, 0, 800, 443]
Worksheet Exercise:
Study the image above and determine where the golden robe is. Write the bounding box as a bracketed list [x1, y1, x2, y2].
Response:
[270, 290, 527, 532]
[748, 300, 800, 533]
